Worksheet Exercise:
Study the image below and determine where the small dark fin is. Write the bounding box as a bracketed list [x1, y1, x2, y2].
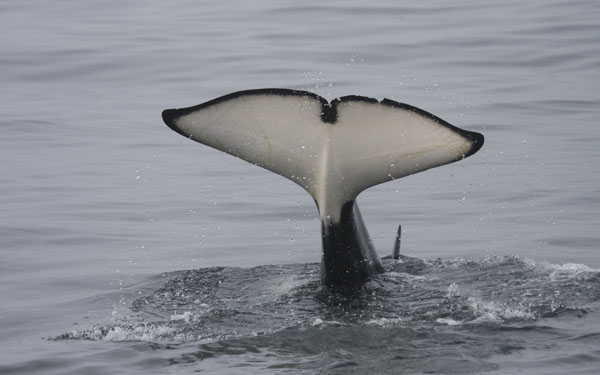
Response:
[392, 225, 402, 259]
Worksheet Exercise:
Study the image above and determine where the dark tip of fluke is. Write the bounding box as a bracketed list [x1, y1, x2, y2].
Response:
[162, 108, 192, 140]
[464, 131, 484, 158]
[162, 109, 177, 127]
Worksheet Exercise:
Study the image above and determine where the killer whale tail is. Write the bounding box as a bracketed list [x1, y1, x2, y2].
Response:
[162, 89, 484, 288]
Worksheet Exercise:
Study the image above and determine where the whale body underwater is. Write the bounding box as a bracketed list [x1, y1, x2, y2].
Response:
[162, 88, 484, 290]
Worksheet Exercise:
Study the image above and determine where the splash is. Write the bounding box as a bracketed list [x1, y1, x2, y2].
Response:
[58, 255, 598, 343]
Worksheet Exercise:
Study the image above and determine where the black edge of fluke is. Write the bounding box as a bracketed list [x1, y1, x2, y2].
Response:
[379, 97, 485, 159]
[162, 109, 189, 138]
[161, 89, 485, 160]
[320, 103, 337, 124]
[161, 108, 177, 126]
[463, 130, 485, 159]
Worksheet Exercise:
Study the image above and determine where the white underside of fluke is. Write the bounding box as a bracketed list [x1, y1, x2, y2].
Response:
[163, 90, 482, 223]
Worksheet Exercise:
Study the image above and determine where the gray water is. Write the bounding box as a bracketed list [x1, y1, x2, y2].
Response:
[1, 0, 599, 374]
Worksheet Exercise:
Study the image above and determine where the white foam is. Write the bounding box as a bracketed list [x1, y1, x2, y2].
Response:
[385, 271, 428, 281]
[467, 297, 535, 323]
[436, 318, 462, 326]
[170, 311, 194, 323]
[99, 324, 177, 342]
[522, 257, 597, 281]
[311, 318, 345, 327]
[366, 317, 404, 327]
[446, 282, 461, 298]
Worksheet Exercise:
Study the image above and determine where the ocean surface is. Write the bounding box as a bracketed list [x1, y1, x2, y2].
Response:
[1, 0, 599, 373]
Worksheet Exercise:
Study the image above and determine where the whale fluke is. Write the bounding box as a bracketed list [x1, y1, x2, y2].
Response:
[162, 89, 484, 289]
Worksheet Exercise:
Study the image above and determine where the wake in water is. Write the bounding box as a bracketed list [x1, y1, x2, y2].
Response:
[58, 255, 600, 373]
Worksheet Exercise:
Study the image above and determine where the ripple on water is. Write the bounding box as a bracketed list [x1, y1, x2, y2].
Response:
[54, 255, 600, 374]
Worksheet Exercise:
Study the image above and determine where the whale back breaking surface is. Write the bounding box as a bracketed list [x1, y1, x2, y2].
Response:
[162, 89, 484, 288]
